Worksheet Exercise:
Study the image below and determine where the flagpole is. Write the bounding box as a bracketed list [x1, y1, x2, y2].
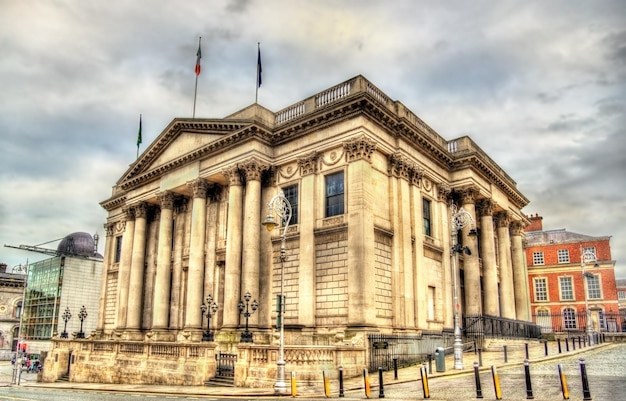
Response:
[255, 42, 261, 103]
[193, 36, 202, 118]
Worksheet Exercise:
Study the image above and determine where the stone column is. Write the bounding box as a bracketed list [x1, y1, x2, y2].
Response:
[96, 223, 115, 331]
[203, 186, 220, 318]
[185, 178, 209, 330]
[437, 184, 454, 329]
[496, 212, 516, 319]
[460, 188, 481, 316]
[222, 167, 244, 328]
[297, 153, 319, 328]
[170, 200, 187, 330]
[511, 221, 530, 321]
[344, 137, 377, 328]
[152, 191, 175, 330]
[127, 202, 148, 330]
[116, 207, 135, 330]
[477, 199, 499, 317]
[240, 159, 266, 329]
[388, 154, 415, 329]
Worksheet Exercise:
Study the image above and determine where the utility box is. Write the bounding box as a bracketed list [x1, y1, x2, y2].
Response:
[435, 347, 445, 372]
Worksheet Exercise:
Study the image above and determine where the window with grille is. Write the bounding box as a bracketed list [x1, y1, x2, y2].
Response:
[533, 252, 544, 266]
[587, 274, 601, 299]
[282, 185, 299, 225]
[562, 308, 577, 329]
[325, 171, 344, 217]
[557, 249, 570, 263]
[618, 291, 626, 300]
[534, 278, 548, 301]
[560, 276, 574, 300]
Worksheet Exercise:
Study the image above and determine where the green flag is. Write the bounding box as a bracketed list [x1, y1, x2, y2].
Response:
[137, 114, 142, 147]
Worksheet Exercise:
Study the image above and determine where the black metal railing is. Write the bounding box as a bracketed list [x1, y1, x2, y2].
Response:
[532, 311, 626, 334]
[463, 314, 542, 345]
[367, 331, 454, 372]
[215, 352, 236, 378]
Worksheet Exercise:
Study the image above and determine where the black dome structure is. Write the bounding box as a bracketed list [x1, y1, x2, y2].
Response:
[56, 232, 102, 258]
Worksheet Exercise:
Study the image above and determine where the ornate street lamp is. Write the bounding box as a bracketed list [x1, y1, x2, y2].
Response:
[60, 307, 72, 339]
[581, 246, 599, 345]
[76, 305, 88, 339]
[200, 295, 218, 342]
[450, 203, 477, 370]
[238, 292, 258, 343]
[262, 189, 292, 395]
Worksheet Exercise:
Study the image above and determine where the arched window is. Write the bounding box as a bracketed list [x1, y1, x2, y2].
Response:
[562, 307, 577, 330]
[15, 300, 23, 319]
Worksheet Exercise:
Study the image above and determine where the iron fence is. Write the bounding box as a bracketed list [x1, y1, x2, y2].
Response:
[532, 311, 626, 334]
[367, 331, 454, 372]
[463, 314, 542, 347]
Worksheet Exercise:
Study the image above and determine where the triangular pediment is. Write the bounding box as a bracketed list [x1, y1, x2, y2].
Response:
[118, 118, 253, 185]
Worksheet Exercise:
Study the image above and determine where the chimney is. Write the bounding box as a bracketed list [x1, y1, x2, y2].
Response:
[525, 213, 543, 232]
[0, 263, 6, 273]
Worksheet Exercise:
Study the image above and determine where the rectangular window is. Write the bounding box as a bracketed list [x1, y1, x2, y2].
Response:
[587, 274, 601, 299]
[325, 171, 344, 217]
[534, 278, 547, 301]
[533, 252, 544, 266]
[563, 308, 577, 329]
[423, 198, 432, 237]
[582, 247, 597, 261]
[560, 276, 574, 300]
[618, 290, 626, 300]
[114, 236, 123, 263]
[557, 249, 570, 263]
[282, 185, 299, 225]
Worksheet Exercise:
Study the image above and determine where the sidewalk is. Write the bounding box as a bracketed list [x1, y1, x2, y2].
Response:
[0, 341, 610, 398]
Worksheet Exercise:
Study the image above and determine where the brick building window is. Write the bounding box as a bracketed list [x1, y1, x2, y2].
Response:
[533, 252, 544, 266]
[557, 249, 570, 263]
[534, 278, 547, 301]
[282, 185, 299, 225]
[325, 171, 344, 217]
[618, 291, 626, 300]
[562, 307, 577, 329]
[559, 276, 574, 300]
[586, 274, 601, 299]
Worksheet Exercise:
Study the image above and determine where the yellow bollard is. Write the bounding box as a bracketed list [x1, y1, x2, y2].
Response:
[420, 365, 430, 399]
[558, 363, 569, 400]
[291, 371, 297, 397]
[363, 369, 371, 398]
[491, 365, 502, 400]
[323, 370, 331, 398]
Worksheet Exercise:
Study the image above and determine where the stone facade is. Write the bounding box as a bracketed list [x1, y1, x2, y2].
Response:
[44, 75, 531, 386]
[0, 263, 25, 360]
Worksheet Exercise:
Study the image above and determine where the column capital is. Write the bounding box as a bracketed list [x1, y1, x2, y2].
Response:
[343, 135, 376, 162]
[188, 178, 209, 199]
[122, 206, 135, 221]
[298, 151, 320, 176]
[133, 202, 149, 219]
[158, 191, 175, 210]
[104, 222, 116, 237]
[240, 157, 269, 182]
[510, 220, 525, 236]
[457, 186, 479, 205]
[495, 211, 510, 228]
[436, 183, 451, 202]
[223, 166, 243, 186]
[388, 153, 413, 180]
[476, 199, 495, 217]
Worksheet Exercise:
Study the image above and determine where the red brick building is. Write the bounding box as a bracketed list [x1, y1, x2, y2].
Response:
[524, 214, 622, 334]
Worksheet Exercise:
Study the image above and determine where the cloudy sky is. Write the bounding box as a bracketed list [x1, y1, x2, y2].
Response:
[1, 1, 625, 278]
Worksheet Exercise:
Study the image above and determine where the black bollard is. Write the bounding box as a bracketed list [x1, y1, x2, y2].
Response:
[578, 336, 582, 349]
[339, 366, 344, 398]
[557, 338, 562, 353]
[572, 337, 576, 350]
[565, 338, 569, 352]
[393, 358, 398, 380]
[524, 359, 534, 399]
[579, 358, 592, 401]
[543, 340, 548, 356]
[428, 354, 432, 375]
[378, 366, 385, 398]
[473, 361, 483, 399]
[503, 345, 508, 363]
[478, 348, 483, 367]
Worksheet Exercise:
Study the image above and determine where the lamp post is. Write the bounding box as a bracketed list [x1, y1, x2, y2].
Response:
[76, 305, 87, 339]
[11, 262, 28, 385]
[450, 203, 477, 370]
[262, 189, 292, 395]
[60, 307, 72, 338]
[200, 295, 218, 342]
[238, 292, 258, 343]
[581, 246, 598, 345]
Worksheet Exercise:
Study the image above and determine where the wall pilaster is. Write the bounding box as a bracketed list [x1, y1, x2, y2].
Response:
[116, 207, 135, 330]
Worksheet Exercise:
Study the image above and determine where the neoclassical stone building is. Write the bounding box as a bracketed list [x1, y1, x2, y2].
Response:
[43, 75, 531, 386]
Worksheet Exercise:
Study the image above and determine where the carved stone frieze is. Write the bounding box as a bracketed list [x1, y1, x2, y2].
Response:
[298, 151, 320, 176]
